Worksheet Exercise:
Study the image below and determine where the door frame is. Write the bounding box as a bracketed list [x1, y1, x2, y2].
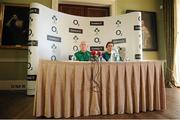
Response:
[52, 0, 117, 16]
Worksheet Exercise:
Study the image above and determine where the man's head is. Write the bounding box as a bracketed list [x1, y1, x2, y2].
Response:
[80, 41, 88, 52]
[106, 41, 114, 53]
[15, 19, 24, 28]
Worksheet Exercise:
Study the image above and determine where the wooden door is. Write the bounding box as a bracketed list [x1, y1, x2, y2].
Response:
[59, 4, 85, 16]
[86, 6, 109, 17]
[58, 4, 110, 17]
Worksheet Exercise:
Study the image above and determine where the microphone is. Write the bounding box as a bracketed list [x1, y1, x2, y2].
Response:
[91, 50, 102, 61]
[91, 50, 96, 56]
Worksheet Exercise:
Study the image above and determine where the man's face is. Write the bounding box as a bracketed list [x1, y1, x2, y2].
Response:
[15, 19, 24, 28]
[106, 43, 113, 52]
[80, 42, 88, 52]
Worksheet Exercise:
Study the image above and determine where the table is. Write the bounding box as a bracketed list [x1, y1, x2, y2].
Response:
[33, 60, 166, 118]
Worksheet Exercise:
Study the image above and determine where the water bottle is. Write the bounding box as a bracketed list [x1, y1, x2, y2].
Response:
[116, 53, 120, 61]
[71, 55, 76, 61]
[112, 53, 116, 61]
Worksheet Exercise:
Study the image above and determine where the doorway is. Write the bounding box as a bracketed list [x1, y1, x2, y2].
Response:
[58, 4, 110, 17]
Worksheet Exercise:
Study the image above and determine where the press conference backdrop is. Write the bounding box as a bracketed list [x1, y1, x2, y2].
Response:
[27, 3, 143, 95]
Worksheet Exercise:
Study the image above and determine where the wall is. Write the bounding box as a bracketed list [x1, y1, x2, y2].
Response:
[0, 49, 27, 80]
[0, 0, 51, 8]
[116, 0, 165, 60]
[0, 0, 52, 81]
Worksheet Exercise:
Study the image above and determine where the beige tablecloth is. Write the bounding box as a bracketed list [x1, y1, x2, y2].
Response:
[33, 60, 166, 118]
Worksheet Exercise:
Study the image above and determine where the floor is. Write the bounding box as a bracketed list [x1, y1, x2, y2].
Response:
[0, 88, 180, 119]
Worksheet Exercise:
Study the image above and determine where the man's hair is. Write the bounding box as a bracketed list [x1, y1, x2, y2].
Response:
[80, 41, 86, 45]
[106, 41, 114, 48]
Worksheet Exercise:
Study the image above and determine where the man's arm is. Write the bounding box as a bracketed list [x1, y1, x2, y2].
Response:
[6, 14, 18, 27]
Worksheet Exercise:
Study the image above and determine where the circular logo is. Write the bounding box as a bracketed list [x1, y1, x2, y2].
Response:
[27, 63, 33, 70]
[51, 26, 58, 33]
[73, 45, 78, 51]
[51, 55, 56, 61]
[29, 29, 32, 36]
[94, 37, 101, 44]
[73, 20, 79, 26]
[116, 30, 122, 36]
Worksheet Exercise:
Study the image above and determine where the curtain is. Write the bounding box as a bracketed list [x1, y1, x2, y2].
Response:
[174, 0, 180, 86]
[163, 0, 176, 87]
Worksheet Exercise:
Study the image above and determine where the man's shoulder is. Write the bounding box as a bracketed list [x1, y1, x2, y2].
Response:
[74, 51, 81, 57]
[86, 51, 91, 54]
[103, 51, 108, 55]
[75, 51, 81, 54]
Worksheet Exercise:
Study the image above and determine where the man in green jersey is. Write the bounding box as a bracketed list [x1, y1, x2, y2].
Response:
[74, 41, 91, 61]
[102, 41, 114, 61]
